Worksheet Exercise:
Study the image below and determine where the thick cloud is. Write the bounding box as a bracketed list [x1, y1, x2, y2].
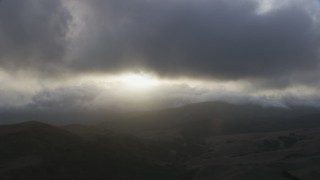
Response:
[1, 0, 319, 81]
[1, 0, 320, 116]
[0, 0, 71, 74]
[69, 0, 320, 80]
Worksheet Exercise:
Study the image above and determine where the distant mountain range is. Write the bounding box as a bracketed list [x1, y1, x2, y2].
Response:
[1, 101, 320, 179]
[99, 101, 320, 136]
[1, 101, 320, 126]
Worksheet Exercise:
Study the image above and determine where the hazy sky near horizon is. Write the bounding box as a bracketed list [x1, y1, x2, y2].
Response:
[0, 0, 320, 112]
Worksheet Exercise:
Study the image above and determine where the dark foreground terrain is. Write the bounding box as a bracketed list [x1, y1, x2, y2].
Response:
[1, 102, 320, 180]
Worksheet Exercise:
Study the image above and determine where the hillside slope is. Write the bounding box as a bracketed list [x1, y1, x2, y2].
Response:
[0, 121, 180, 180]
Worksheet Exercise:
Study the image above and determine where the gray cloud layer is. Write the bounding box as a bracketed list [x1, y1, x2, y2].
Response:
[0, 0, 71, 72]
[0, 0, 320, 114]
[69, 0, 320, 81]
[0, 0, 319, 81]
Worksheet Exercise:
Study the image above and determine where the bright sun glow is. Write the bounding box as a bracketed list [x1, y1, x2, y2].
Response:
[120, 73, 159, 89]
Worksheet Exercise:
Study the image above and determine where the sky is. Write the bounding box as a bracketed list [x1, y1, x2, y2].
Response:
[0, 0, 320, 115]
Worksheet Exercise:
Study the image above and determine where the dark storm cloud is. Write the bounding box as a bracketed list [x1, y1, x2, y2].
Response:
[71, 0, 320, 80]
[0, 0, 319, 83]
[0, 0, 71, 73]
